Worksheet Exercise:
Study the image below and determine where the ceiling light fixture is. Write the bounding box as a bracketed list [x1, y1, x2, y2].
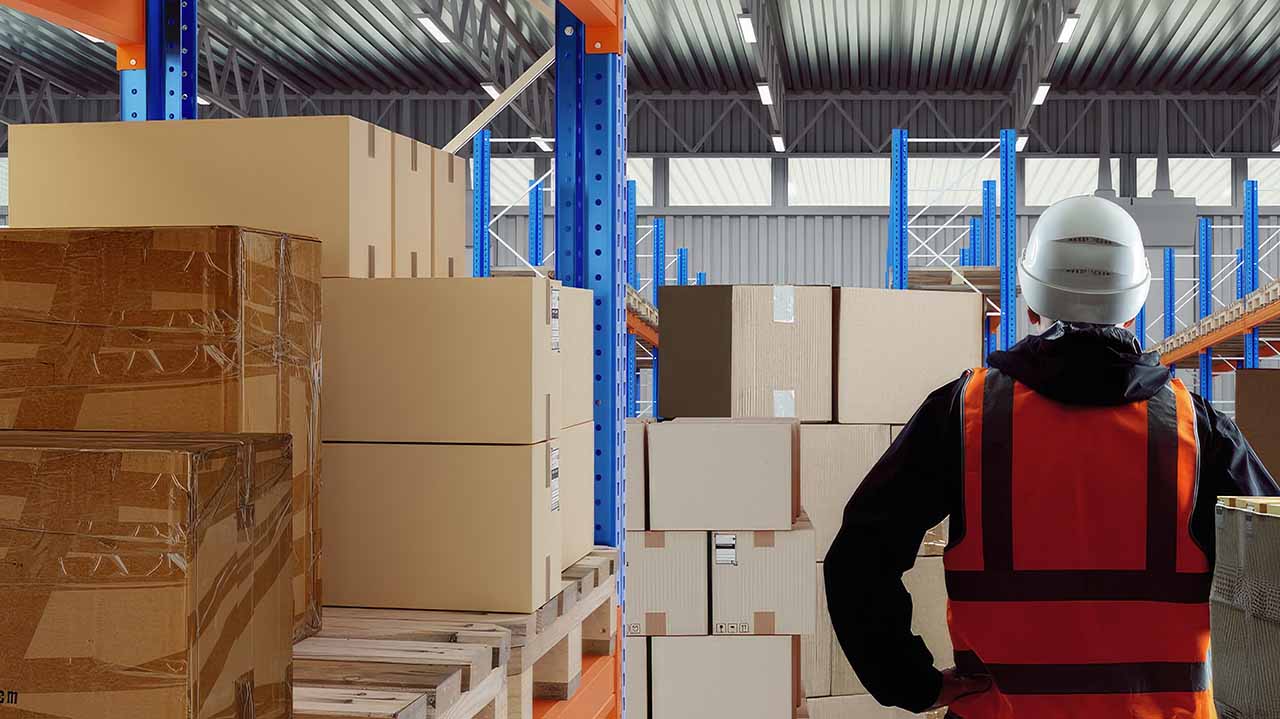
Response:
[1032, 83, 1051, 106]
[532, 136, 552, 152]
[771, 135, 785, 152]
[416, 16, 451, 44]
[757, 82, 773, 106]
[1058, 14, 1080, 44]
[737, 14, 757, 43]
[1273, 138, 1280, 153]
[1016, 135, 1029, 152]
[196, 96, 211, 106]
[481, 83, 501, 100]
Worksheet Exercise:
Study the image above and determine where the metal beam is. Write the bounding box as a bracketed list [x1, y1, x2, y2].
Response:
[443, 47, 554, 153]
[1009, 0, 1075, 134]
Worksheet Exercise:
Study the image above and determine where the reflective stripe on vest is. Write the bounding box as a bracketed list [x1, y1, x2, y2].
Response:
[943, 368, 1213, 719]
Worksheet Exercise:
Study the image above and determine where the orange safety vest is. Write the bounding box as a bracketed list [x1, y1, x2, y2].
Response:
[943, 368, 1214, 719]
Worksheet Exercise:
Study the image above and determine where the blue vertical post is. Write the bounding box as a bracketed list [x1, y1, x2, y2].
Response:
[626, 180, 638, 288]
[1135, 307, 1146, 350]
[1237, 248, 1245, 300]
[1197, 217, 1213, 397]
[123, 0, 198, 121]
[677, 247, 689, 286]
[529, 178, 545, 267]
[1164, 247, 1176, 339]
[554, 1, 627, 548]
[999, 129, 1018, 350]
[968, 216, 981, 266]
[982, 313, 995, 366]
[121, 70, 146, 121]
[1245, 179, 1260, 369]
[889, 129, 909, 289]
[697, 271, 707, 285]
[626, 337, 637, 418]
[652, 218, 666, 304]
[982, 180, 997, 266]
[472, 130, 492, 278]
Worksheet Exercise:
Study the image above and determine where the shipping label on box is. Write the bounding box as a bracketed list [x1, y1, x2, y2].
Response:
[647, 419, 799, 530]
[624, 531, 707, 636]
[712, 519, 816, 636]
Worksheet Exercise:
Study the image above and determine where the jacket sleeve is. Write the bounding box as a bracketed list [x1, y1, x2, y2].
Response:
[1190, 394, 1280, 557]
[823, 377, 966, 713]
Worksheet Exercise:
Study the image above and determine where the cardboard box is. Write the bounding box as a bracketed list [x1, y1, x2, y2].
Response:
[560, 420, 595, 570]
[322, 440, 562, 613]
[625, 530, 708, 636]
[391, 134, 431, 278]
[10, 116, 393, 278]
[624, 637, 649, 718]
[647, 419, 799, 530]
[650, 636, 797, 719]
[323, 277, 562, 444]
[803, 562, 833, 698]
[806, 696, 946, 719]
[0, 226, 322, 640]
[836, 288, 981, 424]
[832, 557, 952, 695]
[1233, 370, 1280, 478]
[658, 285, 833, 421]
[712, 518, 816, 636]
[560, 286, 595, 429]
[625, 418, 648, 531]
[801, 424, 891, 560]
[0, 431, 293, 719]
[431, 147, 469, 279]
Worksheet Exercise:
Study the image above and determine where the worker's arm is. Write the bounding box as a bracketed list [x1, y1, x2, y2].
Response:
[1190, 394, 1280, 557]
[823, 377, 965, 713]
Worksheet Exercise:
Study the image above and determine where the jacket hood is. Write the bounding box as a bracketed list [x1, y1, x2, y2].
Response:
[987, 322, 1171, 406]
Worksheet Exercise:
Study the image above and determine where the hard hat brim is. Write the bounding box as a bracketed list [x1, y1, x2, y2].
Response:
[1018, 263, 1151, 326]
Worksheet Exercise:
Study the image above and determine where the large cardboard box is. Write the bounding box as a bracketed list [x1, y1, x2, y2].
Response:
[624, 637, 649, 718]
[431, 147, 469, 279]
[658, 285, 833, 421]
[832, 557, 952, 696]
[0, 226, 322, 640]
[650, 636, 798, 719]
[646, 419, 799, 530]
[560, 420, 595, 570]
[803, 562, 833, 698]
[625, 418, 648, 531]
[560, 286, 595, 429]
[624, 530, 708, 636]
[836, 288, 981, 424]
[0, 431, 293, 719]
[807, 696, 946, 719]
[1233, 369, 1280, 477]
[10, 116, 394, 278]
[322, 440, 562, 613]
[323, 277, 562, 444]
[712, 518, 816, 636]
[391, 134, 431, 278]
[801, 424, 891, 560]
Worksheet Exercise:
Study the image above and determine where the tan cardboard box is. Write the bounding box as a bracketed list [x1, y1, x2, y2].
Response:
[10, 116, 393, 279]
[658, 285, 834, 421]
[0, 226, 322, 641]
[431, 147, 469, 278]
[624, 530, 707, 636]
[624, 637, 649, 718]
[560, 286, 595, 429]
[625, 418, 648, 531]
[0, 431, 293, 719]
[391, 134, 431, 278]
[803, 562, 833, 698]
[560, 420, 595, 570]
[651, 636, 798, 719]
[832, 556, 953, 695]
[807, 695, 946, 719]
[1233, 370, 1280, 478]
[712, 518, 816, 636]
[647, 419, 799, 530]
[801, 424, 891, 560]
[836, 288, 981, 424]
[323, 277, 562, 444]
[322, 440, 562, 614]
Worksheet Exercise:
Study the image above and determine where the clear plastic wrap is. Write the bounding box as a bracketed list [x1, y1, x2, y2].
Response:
[0, 226, 322, 640]
[0, 431, 292, 719]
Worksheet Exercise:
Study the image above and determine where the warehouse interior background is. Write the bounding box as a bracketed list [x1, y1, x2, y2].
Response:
[2, 0, 1279, 407]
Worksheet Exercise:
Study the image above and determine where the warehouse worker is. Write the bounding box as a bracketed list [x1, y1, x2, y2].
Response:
[825, 194, 1279, 719]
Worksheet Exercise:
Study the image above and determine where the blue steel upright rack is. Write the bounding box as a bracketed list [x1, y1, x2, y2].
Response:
[1197, 217, 1213, 400]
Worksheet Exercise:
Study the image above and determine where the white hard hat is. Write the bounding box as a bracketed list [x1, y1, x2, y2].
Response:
[1018, 195, 1150, 325]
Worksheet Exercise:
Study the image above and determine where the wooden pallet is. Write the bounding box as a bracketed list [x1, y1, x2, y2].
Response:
[310, 550, 619, 719]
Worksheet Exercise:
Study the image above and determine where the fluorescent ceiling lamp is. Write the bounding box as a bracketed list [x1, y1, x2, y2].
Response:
[1032, 83, 1051, 106]
[531, 136, 552, 152]
[416, 15, 451, 44]
[771, 135, 785, 152]
[757, 82, 773, 106]
[737, 13, 757, 43]
[1273, 138, 1280, 153]
[75, 30, 104, 43]
[1057, 14, 1080, 43]
[1016, 135, 1029, 152]
[196, 96, 211, 106]
[481, 83, 501, 100]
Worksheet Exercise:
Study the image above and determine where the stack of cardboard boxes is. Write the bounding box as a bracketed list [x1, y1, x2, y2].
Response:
[653, 284, 981, 719]
[318, 276, 597, 614]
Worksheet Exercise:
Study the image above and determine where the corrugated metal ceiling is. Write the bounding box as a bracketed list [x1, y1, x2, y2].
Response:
[1, 0, 1277, 96]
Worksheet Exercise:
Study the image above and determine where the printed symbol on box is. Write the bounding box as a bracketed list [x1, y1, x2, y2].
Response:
[627, 623, 641, 635]
[714, 623, 728, 634]
[0, 690, 16, 705]
[738, 623, 750, 634]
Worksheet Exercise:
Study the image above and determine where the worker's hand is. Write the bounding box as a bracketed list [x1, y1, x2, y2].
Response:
[929, 667, 992, 709]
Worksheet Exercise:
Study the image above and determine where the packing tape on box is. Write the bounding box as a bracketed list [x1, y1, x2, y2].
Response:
[772, 285, 796, 323]
[773, 389, 797, 418]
